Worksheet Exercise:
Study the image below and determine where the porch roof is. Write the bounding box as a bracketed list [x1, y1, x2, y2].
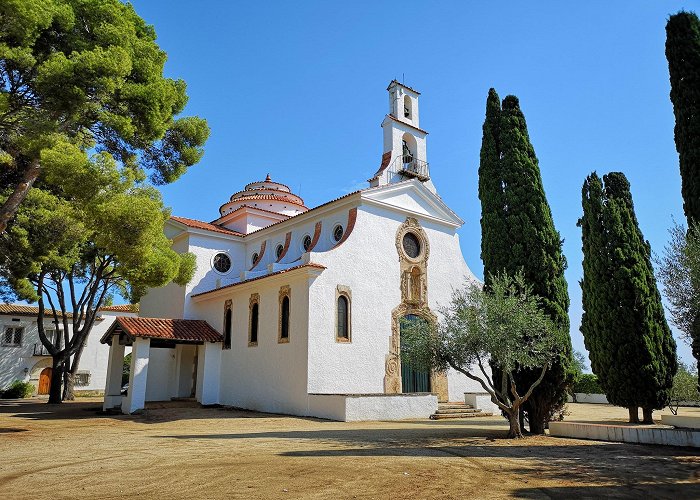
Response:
[100, 317, 223, 345]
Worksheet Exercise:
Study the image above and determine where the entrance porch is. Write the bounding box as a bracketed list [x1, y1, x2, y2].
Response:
[100, 317, 223, 414]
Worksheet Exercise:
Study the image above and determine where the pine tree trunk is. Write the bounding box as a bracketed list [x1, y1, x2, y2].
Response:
[64, 372, 75, 401]
[47, 356, 63, 404]
[506, 409, 524, 439]
[642, 408, 654, 424]
[628, 406, 639, 423]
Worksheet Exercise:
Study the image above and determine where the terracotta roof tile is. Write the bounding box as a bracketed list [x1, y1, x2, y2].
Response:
[170, 216, 245, 236]
[99, 304, 139, 313]
[0, 304, 73, 318]
[191, 263, 326, 298]
[104, 317, 223, 343]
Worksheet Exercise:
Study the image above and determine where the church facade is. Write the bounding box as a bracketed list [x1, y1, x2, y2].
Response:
[102, 81, 491, 420]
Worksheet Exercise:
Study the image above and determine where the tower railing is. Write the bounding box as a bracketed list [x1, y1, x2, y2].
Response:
[387, 155, 430, 181]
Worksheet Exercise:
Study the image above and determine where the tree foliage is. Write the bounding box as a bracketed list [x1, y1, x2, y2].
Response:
[669, 360, 699, 415]
[402, 273, 561, 439]
[579, 172, 677, 423]
[666, 10, 700, 377]
[477, 89, 574, 433]
[0, 0, 209, 232]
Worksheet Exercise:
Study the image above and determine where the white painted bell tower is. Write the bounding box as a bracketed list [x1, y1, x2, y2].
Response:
[369, 80, 435, 193]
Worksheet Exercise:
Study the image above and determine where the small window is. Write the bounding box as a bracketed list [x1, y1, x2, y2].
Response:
[74, 371, 91, 387]
[249, 295, 259, 346]
[223, 301, 232, 350]
[275, 244, 284, 260]
[213, 253, 231, 273]
[3, 327, 23, 346]
[302, 235, 312, 252]
[402, 232, 421, 258]
[332, 224, 344, 243]
[280, 295, 290, 341]
[251, 252, 259, 266]
[337, 295, 349, 340]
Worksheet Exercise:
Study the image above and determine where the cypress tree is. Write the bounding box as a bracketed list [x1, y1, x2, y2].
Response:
[579, 172, 677, 423]
[666, 11, 700, 378]
[478, 91, 574, 434]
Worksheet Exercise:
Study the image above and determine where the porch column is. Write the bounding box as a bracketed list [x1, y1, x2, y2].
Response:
[123, 337, 150, 414]
[196, 342, 221, 406]
[103, 335, 125, 411]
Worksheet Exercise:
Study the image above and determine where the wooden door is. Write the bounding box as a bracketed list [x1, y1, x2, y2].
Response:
[38, 367, 52, 395]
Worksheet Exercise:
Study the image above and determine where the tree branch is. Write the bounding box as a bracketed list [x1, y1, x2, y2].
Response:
[0, 158, 41, 233]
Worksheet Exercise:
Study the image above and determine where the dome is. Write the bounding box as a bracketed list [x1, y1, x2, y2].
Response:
[219, 174, 308, 217]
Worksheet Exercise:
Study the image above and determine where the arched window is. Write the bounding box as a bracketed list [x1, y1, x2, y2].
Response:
[337, 295, 349, 340]
[280, 295, 290, 341]
[403, 95, 412, 119]
[249, 294, 259, 346]
[223, 301, 232, 350]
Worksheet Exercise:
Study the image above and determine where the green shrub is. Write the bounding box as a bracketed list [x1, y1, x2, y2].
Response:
[1, 380, 34, 399]
[573, 374, 602, 394]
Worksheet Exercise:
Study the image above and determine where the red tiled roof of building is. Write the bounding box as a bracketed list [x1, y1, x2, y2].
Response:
[170, 216, 245, 236]
[0, 304, 74, 318]
[102, 317, 223, 344]
[99, 304, 139, 313]
[191, 263, 326, 298]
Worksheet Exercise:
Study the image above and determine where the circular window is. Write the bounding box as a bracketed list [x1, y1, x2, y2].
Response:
[213, 253, 231, 273]
[333, 224, 344, 243]
[302, 234, 312, 252]
[251, 252, 259, 266]
[402, 232, 421, 258]
[275, 244, 284, 260]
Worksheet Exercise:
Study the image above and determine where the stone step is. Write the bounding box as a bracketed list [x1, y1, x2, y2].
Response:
[434, 407, 482, 414]
[437, 404, 475, 410]
[430, 411, 492, 420]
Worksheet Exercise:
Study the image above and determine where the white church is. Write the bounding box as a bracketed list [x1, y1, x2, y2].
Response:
[101, 81, 492, 420]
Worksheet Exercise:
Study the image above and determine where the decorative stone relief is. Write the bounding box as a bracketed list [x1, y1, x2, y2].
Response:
[384, 217, 449, 402]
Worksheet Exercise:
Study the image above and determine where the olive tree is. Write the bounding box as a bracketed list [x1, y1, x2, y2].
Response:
[401, 273, 561, 439]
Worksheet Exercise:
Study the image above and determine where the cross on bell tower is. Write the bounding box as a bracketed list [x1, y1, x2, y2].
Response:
[368, 80, 435, 193]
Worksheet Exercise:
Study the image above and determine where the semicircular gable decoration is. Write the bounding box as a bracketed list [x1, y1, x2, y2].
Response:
[332, 208, 358, 248]
[249, 240, 267, 271]
[276, 232, 292, 263]
[306, 221, 323, 252]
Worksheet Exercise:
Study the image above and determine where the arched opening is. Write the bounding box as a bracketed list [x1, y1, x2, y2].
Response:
[223, 304, 232, 350]
[280, 296, 290, 340]
[401, 133, 417, 166]
[38, 367, 52, 395]
[403, 95, 412, 119]
[400, 314, 431, 393]
[250, 302, 259, 344]
[337, 295, 349, 340]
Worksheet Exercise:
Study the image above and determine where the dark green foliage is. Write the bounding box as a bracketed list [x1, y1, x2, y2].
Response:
[1, 380, 34, 399]
[579, 172, 677, 413]
[666, 11, 700, 225]
[478, 89, 574, 433]
[666, 10, 700, 382]
[573, 374, 602, 395]
[122, 353, 132, 387]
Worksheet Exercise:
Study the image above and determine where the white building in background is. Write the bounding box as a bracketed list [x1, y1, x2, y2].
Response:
[102, 81, 493, 420]
[0, 304, 137, 395]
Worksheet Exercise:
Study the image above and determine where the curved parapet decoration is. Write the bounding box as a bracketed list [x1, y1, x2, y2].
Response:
[249, 240, 267, 271]
[307, 221, 322, 252]
[334, 208, 357, 248]
[276, 232, 292, 262]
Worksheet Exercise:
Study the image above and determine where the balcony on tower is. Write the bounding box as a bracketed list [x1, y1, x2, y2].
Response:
[388, 155, 430, 182]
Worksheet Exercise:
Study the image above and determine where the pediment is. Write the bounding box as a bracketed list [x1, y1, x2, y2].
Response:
[361, 180, 463, 227]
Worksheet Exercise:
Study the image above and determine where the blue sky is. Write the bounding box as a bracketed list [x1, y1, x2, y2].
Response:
[129, 0, 698, 367]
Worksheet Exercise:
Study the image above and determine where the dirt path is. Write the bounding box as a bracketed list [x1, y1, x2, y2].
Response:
[0, 400, 698, 499]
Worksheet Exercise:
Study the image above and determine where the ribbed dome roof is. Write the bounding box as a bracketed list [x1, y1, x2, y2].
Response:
[219, 174, 307, 216]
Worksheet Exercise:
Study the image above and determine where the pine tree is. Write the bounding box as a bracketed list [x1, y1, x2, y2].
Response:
[478, 91, 574, 434]
[666, 10, 700, 379]
[579, 172, 677, 423]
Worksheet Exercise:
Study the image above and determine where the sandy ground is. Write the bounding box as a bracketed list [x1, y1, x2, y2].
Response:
[0, 399, 698, 499]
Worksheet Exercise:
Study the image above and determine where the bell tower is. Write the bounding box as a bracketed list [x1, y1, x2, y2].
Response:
[369, 80, 435, 192]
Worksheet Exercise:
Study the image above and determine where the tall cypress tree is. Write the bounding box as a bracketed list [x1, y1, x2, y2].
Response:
[579, 172, 677, 423]
[478, 91, 574, 434]
[666, 11, 700, 376]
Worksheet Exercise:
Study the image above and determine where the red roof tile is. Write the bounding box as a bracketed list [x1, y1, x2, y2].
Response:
[102, 317, 223, 344]
[170, 216, 245, 236]
[0, 304, 73, 318]
[99, 304, 139, 313]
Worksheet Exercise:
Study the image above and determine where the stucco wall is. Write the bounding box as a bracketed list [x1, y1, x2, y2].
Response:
[307, 393, 438, 421]
[191, 272, 311, 415]
[145, 347, 176, 402]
